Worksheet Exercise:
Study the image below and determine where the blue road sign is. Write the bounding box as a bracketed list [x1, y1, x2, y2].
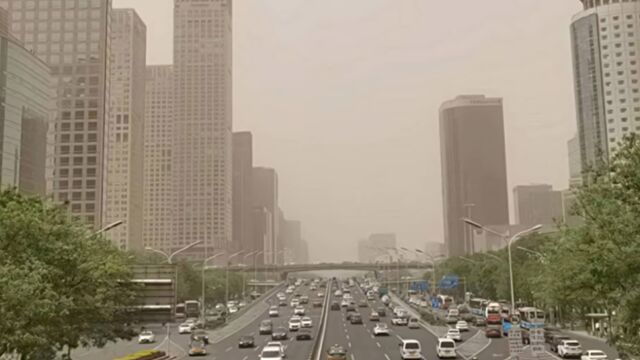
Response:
[439, 275, 460, 289]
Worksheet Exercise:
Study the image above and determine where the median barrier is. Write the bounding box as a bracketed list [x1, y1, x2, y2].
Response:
[114, 349, 167, 360]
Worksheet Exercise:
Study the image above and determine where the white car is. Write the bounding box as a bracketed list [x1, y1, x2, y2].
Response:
[266, 341, 287, 354]
[294, 306, 305, 315]
[334, 290, 343, 297]
[286, 288, 294, 294]
[455, 321, 469, 332]
[288, 318, 301, 331]
[392, 317, 408, 326]
[436, 338, 457, 358]
[447, 328, 462, 341]
[290, 299, 300, 307]
[373, 323, 390, 336]
[301, 316, 313, 328]
[228, 306, 238, 314]
[399, 339, 422, 360]
[260, 345, 285, 360]
[137, 330, 155, 343]
[558, 340, 582, 358]
[269, 306, 279, 317]
[581, 350, 608, 360]
[178, 322, 193, 334]
[341, 299, 350, 307]
[317, 292, 325, 298]
[408, 318, 420, 329]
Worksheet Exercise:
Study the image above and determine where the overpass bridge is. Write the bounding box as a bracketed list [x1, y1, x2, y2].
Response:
[226, 261, 434, 274]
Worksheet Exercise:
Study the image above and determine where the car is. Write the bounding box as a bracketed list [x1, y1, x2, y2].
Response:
[318, 292, 325, 298]
[331, 301, 340, 310]
[551, 335, 573, 352]
[301, 316, 313, 328]
[377, 307, 387, 317]
[279, 300, 287, 307]
[259, 319, 273, 335]
[137, 330, 155, 344]
[447, 329, 462, 341]
[326, 344, 348, 360]
[266, 341, 286, 355]
[436, 338, 457, 359]
[238, 335, 255, 348]
[188, 340, 207, 356]
[392, 316, 408, 326]
[358, 300, 368, 308]
[294, 306, 306, 315]
[545, 327, 561, 343]
[369, 311, 380, 321]
[408, 318, 420, 329]
[373, 323, 390, 336]
[288, 318, 301, 331]
[277, 292, 286, 300]
[228, 306, 238, 314]
[260, 345, 285, 360]
[239, 301, 247, 308]
[445, 316, 458, 324]
[341, 299, 349, 307]
[474, 318, 486, 327]
[334, 290, 343, 297]
[399, 339, 422, 360]
[313, 299, 323, 308]
[286, 288, 294, 294]
[350, 313, 363, 324]
[179, 322, 193, 334]
[290, 299, 300, 307]
[300, 296, 309, 304]
[558, 340, 582, 358]
[271, 327, 288, 340]
[296, 329, 313, 340]
[581, 350, 608, 360]
[456, 321, 469, 332]
[485, 327, 501, 338]
[346, 304, 356, 312]
[269, 306, 280, 317]
[191, 330, 209, 345]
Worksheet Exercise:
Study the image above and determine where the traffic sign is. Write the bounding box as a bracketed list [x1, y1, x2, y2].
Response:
[530, 328, 545, 354]
[439, 275, 459, 289]
[508, 328, 523, 355]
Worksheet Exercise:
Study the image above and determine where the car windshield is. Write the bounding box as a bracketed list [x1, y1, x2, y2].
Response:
[405, 342, 420, 350]
[191, 340, 205, 348]
[262, 350, 280, 357]
[330, 346, 346, 355]
[449, 330, 459, 334]
[440, 341, 455, 348]
[140, 331, 152, 335]
[565, 341, 579, 346]
[377, 324, 387, 328]
[591, 351, 606, 357]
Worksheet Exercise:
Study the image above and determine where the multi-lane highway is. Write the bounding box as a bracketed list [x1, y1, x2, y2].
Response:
[71, 276, 620, 360]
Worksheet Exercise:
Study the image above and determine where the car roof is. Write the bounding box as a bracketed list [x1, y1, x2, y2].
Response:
[439, 338, 455, 343]
[262, 346, 281, 352]
[402, 339, 420, 344]
[448, 328, 460, 332]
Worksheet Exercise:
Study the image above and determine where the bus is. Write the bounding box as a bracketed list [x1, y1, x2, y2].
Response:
[176, 303, 186, 320]
[500, 304, 511, 319]
[469, 298, 488, 317]
[518, 307, 545, 330]
[185, 300, 201, 319]
[485, 302, 502, 324]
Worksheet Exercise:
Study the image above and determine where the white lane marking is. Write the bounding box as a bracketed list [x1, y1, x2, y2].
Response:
[243, 356, 248, 360]
[395, 334, 403, 341]
[376, 342, 381, 348]
[384, 355, 391, 360]
[351, 355, 356, 360]
[348, 342, 352, 348]
[346, 334, 350, 340]
[371, 334, 375, 339]
[225, 346, 232, 352]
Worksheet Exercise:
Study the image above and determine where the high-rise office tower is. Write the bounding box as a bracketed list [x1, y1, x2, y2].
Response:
[439, 95, 509, 257]
[252, 167, 278, 264]
[143, 65, 174, 252]
[105, 8, 146, 251]
[571, 0, 640, 171]
[173, 0, 233, 257]
[0, 8, 53, 195]
[232, 131, 253, 253]
[3, 0, 112, 227]
[513, 184, 563, 226]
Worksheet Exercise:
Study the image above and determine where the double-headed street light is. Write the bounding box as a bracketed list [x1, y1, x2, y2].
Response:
[517, 246, 546, 262]
[225, 250, 244, 307]
[241, 251, 260, 298]
[415, 249, 445, 297]
[201, 252, 225, 321]
[463, 218, 542, 312]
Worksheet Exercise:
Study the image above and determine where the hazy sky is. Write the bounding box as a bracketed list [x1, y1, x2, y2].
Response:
[114, 0, 583, 262]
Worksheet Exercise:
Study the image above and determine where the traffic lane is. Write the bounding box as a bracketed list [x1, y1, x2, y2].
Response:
[209, 285, 323, 360]
[475, 333, 509, 360]
[324, 302, 389, 360]
[552, 333, 618, 359]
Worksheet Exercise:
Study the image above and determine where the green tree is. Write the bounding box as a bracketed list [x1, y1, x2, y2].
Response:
[0, 189, 137, 359]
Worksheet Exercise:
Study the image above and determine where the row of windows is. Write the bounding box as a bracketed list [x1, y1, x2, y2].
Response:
[0, 0, 104, 10]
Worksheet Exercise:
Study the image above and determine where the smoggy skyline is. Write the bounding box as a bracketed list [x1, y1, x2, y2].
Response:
[114, 0, 582, 261]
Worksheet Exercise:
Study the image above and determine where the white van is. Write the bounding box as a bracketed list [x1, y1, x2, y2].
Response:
[436, 338, 457, 358]
[399, 339, 422, 360]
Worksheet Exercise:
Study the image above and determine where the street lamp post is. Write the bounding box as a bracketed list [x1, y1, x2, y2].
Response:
[253, 250, 264, 293]
[385, 247, 401, 295]
[415, 249, 444, 299]
[94, 220, 124, 235]
[242, 251, 259, 299]
[225, 251, 244, 308]
[463, 218, 541, 312]
[145, 240, 203, 320]
[201, 252, 225, 322]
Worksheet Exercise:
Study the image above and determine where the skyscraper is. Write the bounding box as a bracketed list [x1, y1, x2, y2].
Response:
[0, 8, 53, 195]
[105, 8, 146, 251]
[252, 167, 278, 264]
[439, 95, 509, 257]
[3, 0, 112, 227]
[173, 0, 233, 257]
[232, 131, 253, 253]
[513, 184, 563, 226]
[571, 0, 640, 171]
[144, 65, 174, 252]
[357, 233, 397, 263]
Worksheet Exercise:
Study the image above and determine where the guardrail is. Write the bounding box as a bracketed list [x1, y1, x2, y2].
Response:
[311, 279, 332, 360]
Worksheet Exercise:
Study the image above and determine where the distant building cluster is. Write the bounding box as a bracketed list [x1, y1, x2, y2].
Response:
[0, 0, 307, 264]
[357, 233, 397, 263]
